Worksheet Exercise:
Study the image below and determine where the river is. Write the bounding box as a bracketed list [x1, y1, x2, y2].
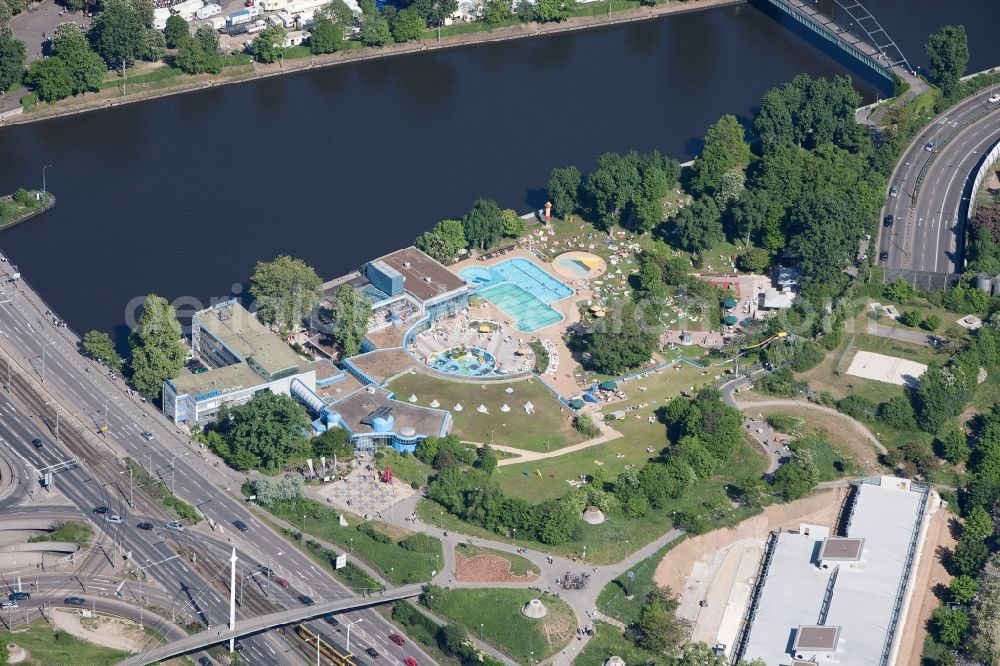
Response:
[0, 0, 995, 342]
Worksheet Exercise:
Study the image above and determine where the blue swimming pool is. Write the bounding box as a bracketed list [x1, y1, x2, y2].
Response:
[459, 258, 572, 333]
[429, 346, 501, 376]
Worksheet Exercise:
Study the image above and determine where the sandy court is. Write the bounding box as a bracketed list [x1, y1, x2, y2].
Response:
[654, 489, 847, 649]
[895, 495, 956, 665]
[50, 608, 151, 652]
[846, 350, 927, 387]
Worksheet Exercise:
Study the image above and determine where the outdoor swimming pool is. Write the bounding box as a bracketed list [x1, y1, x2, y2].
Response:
[558, 257, 592, 277]
[430, 346, 501, 376]
[459, 258, 572, 332]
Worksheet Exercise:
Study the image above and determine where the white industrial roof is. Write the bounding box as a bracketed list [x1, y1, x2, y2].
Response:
[742, 478, 926, 666]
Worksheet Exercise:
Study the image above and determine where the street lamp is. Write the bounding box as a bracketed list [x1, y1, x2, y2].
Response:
[41, 164, 52, 198]
[344, 617, 364, 653]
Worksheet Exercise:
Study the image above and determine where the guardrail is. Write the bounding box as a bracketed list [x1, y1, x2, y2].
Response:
[967, 134, 1000, 224]
[913, 103, 1000, 203]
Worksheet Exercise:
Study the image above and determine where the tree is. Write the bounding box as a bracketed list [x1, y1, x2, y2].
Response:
[25, 57, 74, 102]
[51, 23, 107, 94]
[209, 392, 311, 471]
[586, 152, 640, 230]
[388, 6, 424, 42]
[359, 13, 392, 47]
[311, 426, 353, 460]
[921, 314, 941, 331]
[931, 606, 969, 648]
[638, 458, 695, 507]
[415, 219, 466, 263]
[500, 209, 525, 238]
[410, 0, 457, 26]
[877, 394, 915, 429]
[937, 429, 970, 464]
[899, 310, 921, 327]
[195, 23, 219, 54]
[925, 25, 969, 98]
[587, 303, 657, 374]
[0, 640, 7, 665]
[547, 166, 581, 218]
[532, 0, 574, 22]
[173, 35, 209, 73]
[675, 435, 717, 478]
[163, 13, 188, 48]
[0, 34, 26, 94]
[480, 0, 511, 24]
[415, 230, 453, 264]
[82, 330, 124, 373]
[461, 198, 504, 250]
[127, 294, 186, 399]
[788, 190, 870, 284]
[771, 447, 818, 501]
[964, 505, 994, 542]
[674, 196, 723, 253]
[883, 278, 916, 305]
[690, 114, 750, 196]
[476, 443, 498, 474]
[737, 247, 770, 273]
[949, 574, 978, 603]
[632, 164, 669, 233]
[89, 0, 147, 67]
[0, 0, 11, 33]
[249, 255, 323, 330]
[714, 168, 745, 210]
[636, 587, 685, 652]
[329, 284, 371, 358]
[951, 536, 988, 577]
[309, 9, 345, 54]
[251, 25, 284, 63]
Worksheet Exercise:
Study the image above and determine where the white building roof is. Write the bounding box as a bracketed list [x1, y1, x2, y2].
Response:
[742, 478, 926, 666]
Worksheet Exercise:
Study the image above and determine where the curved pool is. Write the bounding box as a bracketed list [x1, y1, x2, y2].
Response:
[459, 258, 572, 332]
[428, 346, 502, 376]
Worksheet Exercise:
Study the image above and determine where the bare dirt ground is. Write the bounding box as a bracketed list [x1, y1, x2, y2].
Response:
[896, 496, 957, 666]
[747, 405, 885, 474]
[653, 489, 847, 648]
[454, 553, 539, 583]
[50, 608, 151, 652]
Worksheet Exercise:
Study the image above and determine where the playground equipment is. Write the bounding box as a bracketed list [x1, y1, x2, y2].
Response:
[740, 331, 788, 353]
[380, 466, 394, 484]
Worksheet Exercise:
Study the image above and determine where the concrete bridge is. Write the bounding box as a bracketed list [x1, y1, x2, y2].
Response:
[759, 0, 921, 89]
[118, 583, 424, 666]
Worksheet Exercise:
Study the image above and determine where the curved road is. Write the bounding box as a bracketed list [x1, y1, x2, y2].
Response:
[881, 91, 1000, 275]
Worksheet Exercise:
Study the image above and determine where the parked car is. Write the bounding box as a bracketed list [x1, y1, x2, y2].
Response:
[298, 594, 315, 606]
[93, 506, 108, 514]
[64, 597, 86, 607]
[879, 251, 889, 262]
[233, 519, 249, 533]
[137, 522, 153, 531]
[404, 658, 418, 666]
[31, 438, 42, 448]
[164, 521, 185, 532]
[389, 634, 405, 646]
[104, 514, 123, 524]
[365, 647, 380, 658]
[274, 577, 289, 588]
[883, 214, 894, 227]
[889, 186, 898, 197]
[9, 592, 30, 601]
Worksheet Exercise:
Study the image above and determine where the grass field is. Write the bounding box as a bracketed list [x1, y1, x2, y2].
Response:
[750, 407, 884, 475]
[573, 622, 659, 666]
[454, 542, 537, 576]
[388, 373, 586, 452]
[422, 588, 576, 662]
[0, 621, 126, 665]
[792, 431, 855, 481]
[597, 539, 686, 625]
[374, 449, 433, 487]
[27, 521, 93, 548]
[263, 497, 441, 584]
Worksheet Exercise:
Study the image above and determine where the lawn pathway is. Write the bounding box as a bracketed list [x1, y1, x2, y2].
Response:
[462, 424, 622, 466]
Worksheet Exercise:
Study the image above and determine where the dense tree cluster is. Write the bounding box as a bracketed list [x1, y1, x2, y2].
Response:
[128, 294, 186, 399]
[416, 219, 467, 263]
[925, 25, 969, 100]
[328, 283, 372, 358]
[174, 25, 223, 74]
[82, 329, 124, 373]
[203, 392, 311, 471]
[249, 255, 323, 331]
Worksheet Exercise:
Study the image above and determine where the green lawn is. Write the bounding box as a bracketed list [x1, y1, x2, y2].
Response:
[422, 588, 576, 662]
[387, 373, 586, 452]
[597, 539, 686, 625]
[574, 622, 659, 666]
[261, 497, 441, 583]
[0, 192, 53, 227]
[792, 431, 854, 481]
[0, 621, 126, 665]
[455, 542, 537, 576]
[27, 521, 93, 548]
[374, 449, 433, 487]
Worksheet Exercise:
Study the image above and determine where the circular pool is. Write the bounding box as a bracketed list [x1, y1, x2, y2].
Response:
[428, 346, 502, 377]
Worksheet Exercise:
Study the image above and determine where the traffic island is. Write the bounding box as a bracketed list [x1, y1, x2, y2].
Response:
[0, 188, 55, 230]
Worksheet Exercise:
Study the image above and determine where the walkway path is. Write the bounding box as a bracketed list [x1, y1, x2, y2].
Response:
[464, 426, 623, 466]
[867, 321, 935, 347]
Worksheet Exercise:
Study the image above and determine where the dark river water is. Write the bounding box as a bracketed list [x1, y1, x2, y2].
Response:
[0, 0, 996, 343]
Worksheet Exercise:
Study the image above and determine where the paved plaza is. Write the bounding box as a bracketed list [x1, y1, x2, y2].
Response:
[312, 453, 415, 518]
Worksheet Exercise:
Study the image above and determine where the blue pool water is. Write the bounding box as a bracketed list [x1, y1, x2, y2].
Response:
[430, 346, 501, 376]
[558, 257, 592, 277]
[459, 258, 572, 332]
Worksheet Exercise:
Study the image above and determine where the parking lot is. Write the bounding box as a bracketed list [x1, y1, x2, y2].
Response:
[10, 0, 91, 62]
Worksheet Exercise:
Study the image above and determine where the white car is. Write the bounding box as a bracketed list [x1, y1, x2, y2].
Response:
[164, 521, 185, 532]
[989, 93, 1000, 104]
[104, 514, 122, 524]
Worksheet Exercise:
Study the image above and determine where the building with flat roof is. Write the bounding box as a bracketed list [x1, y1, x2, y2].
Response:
[163, 300, 315, 426]
[737, 477, 930, 666]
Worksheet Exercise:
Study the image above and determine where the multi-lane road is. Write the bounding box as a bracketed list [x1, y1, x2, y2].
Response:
[881, 91, 1000, 276]
[0, 265, 430, 663]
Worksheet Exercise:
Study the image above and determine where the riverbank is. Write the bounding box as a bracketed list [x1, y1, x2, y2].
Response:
[0, 190, 55, 230]
[0, 0, 745, 128]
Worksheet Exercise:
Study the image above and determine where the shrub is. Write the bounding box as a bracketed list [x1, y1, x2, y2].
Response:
[573, 413, 601, 438]
[921, 314, 941, 331]
[899, 310, 922, 327]
[837, 395, 878, 421]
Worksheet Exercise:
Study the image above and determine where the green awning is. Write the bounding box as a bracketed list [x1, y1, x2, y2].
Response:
[570, 399, 586, 409]
[599, 380, 618, 390]
[723, 298, 738, 309]
[724, 315, 739, 325]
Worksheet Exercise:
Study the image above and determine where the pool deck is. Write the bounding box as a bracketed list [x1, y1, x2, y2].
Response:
[451, 248, 591, 399]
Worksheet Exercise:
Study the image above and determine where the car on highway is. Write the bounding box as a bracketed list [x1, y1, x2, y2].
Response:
[889, 186, 898, 197]
[404, 658, 418, 666]
[883, 214, 894, 228]
[879, 251, 889, 262]
[298, 594, 315, 606]
[989, 93, 1000, 104]
[164, 521, 185, 532]
[389, 634, 405, 646]
[9, 592, 30, 601]
[274, 576, 289, 588]
[365, 647, 380, 658]
[233, 519, 249, 532]
[1, 602, 17, 611]
[31, 438, 42, 449]
[260, 566, 275, 577]
[137, 522, 153, 531]
[64, 597, 86, 607]
[104, 514, 122, 524]
[141, 431, 154, 441]
[323, 615, 339, 626]
[924, 140, 936, 151]
[93, 506, 108, 514]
